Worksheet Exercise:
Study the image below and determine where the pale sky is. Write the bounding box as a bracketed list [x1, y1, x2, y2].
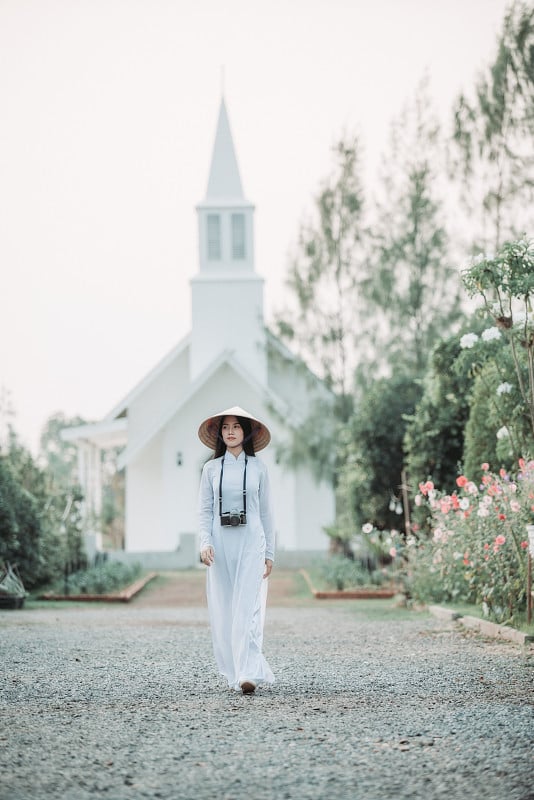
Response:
[0, 0, 514, 452]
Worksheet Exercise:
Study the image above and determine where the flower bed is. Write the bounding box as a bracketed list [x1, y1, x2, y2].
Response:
[39, 561, 148, 601]
[405, 460, 532, 625]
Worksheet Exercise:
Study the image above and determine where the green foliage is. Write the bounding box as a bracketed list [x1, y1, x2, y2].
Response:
[319, 555, 387, 591]
[408, 463, 531, 624]
[39, 412, 85, 490]
[323, 425, 364, 545]
[341, 373, 423, 532]
[271, 394, 340, 485]
[461, 239, 534, 453]
[0, 455, 45, 587]
[368, 79, 463, 378]
[47, 560, 142, 595]
[0, 424, 85, 590]
[462, 370, 501, 480]
[404, 332, 474, 495]
[452, 2, 534, 249]
[274, 135, 367, 412]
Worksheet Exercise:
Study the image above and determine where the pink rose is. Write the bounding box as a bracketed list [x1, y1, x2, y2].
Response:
[494, 535, 506, 546]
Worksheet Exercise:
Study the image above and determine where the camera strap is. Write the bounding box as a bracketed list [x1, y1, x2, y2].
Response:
[219, 455, 248, 518]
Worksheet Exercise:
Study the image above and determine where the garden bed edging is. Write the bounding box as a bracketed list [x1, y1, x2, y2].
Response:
[299, 569, 396, 599]
[38, 572, 158, 603]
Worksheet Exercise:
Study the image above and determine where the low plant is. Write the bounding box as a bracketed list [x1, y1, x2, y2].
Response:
[406, 460, 531, 624]
[319, 555, 388, 591]
[48, 560, 142, 595]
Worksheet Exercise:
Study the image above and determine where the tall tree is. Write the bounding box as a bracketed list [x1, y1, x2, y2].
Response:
[368, 80, 463, 378]
[341, 373, 423, 533]
[40, 412, 86, 489]
[274, 136, 368, 422]
[0, 424, 84, 588]
[452, 1, 534, 251]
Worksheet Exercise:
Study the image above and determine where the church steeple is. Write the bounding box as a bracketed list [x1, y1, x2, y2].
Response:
[205, 98, 245, 201]
[195, 98, 255, 274]
[190, 97, 266, 385]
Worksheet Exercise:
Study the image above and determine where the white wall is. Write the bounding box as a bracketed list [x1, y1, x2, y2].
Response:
[125, 433, 165, 551]
[127, 343, 190, 453]
[124, 360, 333, 555]
[190, 274, 266, 385]
[295, 465, 334, 550]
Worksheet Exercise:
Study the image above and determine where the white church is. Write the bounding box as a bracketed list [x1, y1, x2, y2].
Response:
[63, 99, 335, 567]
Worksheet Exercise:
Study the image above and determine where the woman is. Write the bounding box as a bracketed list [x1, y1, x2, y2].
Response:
[198, 405, 275, 694]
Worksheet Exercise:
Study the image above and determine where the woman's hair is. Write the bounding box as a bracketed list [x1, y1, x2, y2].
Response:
[213, 415, 256, 458]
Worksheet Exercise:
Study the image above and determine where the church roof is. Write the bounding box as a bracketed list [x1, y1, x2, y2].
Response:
[116, 348, 289, 469]
[61, 417, 128, 448]
[203, 97, 246, 203]
[103, 333, 191, 422]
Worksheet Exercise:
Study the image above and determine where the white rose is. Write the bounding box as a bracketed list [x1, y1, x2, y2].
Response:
[460, 332, 479, 349]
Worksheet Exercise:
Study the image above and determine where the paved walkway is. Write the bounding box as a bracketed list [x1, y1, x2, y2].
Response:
[1, 571, 533, 800]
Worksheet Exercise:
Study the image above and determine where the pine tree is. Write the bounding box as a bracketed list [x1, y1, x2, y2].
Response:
[452, 1, 534, 251]
[274, 136, 368, 423]
[368, 79, 463, 379]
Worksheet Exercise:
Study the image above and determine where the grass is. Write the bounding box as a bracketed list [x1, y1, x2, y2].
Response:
[326, 597, 429, 622]
[293, 568, 426, 621]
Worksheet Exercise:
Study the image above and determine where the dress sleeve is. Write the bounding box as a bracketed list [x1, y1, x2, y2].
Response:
[259, 463, 275, 562]
[198, 462, 215, 551]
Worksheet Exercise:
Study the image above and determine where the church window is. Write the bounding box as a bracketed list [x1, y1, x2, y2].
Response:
[207, 214, 221, 260]
[231, 213, 246, 260]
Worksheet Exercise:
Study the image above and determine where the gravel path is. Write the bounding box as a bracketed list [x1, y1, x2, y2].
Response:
[1, 572, 533, 800]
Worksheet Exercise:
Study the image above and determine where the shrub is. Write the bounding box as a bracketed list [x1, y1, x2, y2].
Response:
[319, 556, 387, 591]
[48, 561, 142, 595]
[406, 461, 531, 624]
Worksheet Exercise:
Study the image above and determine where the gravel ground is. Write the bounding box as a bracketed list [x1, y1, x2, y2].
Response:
[1, 574, 533, 800]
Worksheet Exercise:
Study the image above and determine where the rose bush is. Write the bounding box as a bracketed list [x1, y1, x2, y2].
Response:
[404, 460, 531, 624]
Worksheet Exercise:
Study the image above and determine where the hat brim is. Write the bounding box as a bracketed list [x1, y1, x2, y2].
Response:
[198, 405, 271, 452]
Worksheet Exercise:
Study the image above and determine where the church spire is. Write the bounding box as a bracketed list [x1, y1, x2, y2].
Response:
[191, 96, 265, 385]
[205, 98, 245, 200]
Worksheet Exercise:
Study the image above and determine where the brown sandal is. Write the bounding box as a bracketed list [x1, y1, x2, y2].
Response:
[240, 681, 256, 695]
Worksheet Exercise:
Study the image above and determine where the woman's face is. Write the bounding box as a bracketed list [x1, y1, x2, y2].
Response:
[221, 416, 244, 450]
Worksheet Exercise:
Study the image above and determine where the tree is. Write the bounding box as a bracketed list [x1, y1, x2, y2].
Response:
[452, 1, 534, 251]
[39, 412, 86, 490]
[368, 79, 464, 378]
[403, 315, 492, 494]
[0, 454, 44, 587]
[0, 409, 86, 589]
[274, 135, 368, 422]
[462, 239, 534, 454]
[340, 373, 423, 533]
[0, 427, 84, 589]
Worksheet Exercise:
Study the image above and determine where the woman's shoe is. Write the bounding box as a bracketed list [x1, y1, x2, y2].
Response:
[240, 680, 256, 695]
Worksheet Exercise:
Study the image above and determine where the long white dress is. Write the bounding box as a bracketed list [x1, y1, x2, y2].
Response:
[198, 450, 275, 691]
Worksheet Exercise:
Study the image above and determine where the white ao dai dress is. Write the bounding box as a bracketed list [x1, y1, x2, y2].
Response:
[198, 450, 275, 691]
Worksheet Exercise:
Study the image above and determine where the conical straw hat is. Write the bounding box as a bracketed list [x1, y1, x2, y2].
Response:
[198, 405, 271, 451]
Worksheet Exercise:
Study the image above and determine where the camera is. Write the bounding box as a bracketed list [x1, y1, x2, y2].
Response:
[220, 509, 247, 526]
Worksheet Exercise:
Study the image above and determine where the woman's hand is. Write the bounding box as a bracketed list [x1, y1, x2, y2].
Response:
[263, 559, 273, 579]
[200, 546, 215, 566]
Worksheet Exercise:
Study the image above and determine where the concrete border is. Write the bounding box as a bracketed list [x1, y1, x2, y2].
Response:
[428, 604, 534, 645]
[39, 572, 158, 603]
